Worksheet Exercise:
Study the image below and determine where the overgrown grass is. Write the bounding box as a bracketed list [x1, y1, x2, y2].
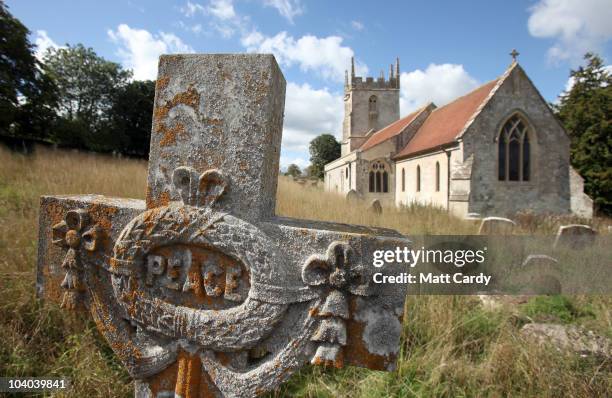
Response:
[0, 146, 610, 397]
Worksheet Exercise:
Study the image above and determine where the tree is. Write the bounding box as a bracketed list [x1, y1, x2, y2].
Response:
[0, 2, 57, 139]
[555, 53, 612, 215]
[43, 44, 131, 147]
[309, 134, 340, 179]
[107, 80, 155, 157]
[285, 164, 302, 178]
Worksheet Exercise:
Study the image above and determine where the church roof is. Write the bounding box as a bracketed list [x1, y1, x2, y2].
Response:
[393, 77, 502, 159]
[359, 105, 428, 151]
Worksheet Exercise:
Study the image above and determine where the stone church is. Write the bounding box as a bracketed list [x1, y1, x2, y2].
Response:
[324, 55, 593, 218]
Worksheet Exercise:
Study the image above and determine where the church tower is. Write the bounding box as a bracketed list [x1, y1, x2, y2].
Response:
[341, 57, 400, 156]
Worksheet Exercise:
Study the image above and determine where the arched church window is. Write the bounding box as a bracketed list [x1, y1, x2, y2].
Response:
[369, 160, 388, 193]
[416, 166, 421, 192]
[498, 114, 531, 182]
[348, 164, 351, 189]
[401, 168, 405, 192]
[435, 162, 440, 192]
[382, 171, 388, 192]
[369, 95, 377, 112]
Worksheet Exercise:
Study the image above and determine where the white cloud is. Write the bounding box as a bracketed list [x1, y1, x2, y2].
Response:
[180, 0, 240, 37]
[399, 63, 479, 114]
[180, 1, 206, 17]
[351, 20, 364, 31]
[528, 0, 612, 64]
[34, 30, 62, 61]
[207, 0, 236, 20]
[279, 154, 309, 170]
[282, 82, 343, 153]
[262, 0, 303, 23]
[108, 24, 194, 80]
[241, 31, 367, 82]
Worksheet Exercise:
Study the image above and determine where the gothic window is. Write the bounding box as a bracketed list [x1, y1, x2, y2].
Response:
[401, 168, 405, 192]
[416, 165, 421, 192]
[382, 171, 388, 192]
[498, 114, 531, 182]
[368, 95, 377, 112]
[347, 164, 351, 189]
[368, 95, 378, 130]
[369, 160, 389, 193]
[435, 162, 440, 192]
[369, 171, 375, 192]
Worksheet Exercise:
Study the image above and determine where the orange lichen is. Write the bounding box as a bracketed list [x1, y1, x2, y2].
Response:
[343, 297, 391, 371]
[159, 122, 185, 147]
[156, 76, 170, 91]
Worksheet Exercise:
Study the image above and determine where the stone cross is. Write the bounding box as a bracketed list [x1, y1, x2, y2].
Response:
[510, 49, 520, 62]
[37, 54, 409, 397]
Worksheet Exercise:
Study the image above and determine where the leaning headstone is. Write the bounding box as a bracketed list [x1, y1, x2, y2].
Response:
[520, 254, 562, 295]
[553, 224, 597, 250]
[478, 216, 516, 235]
[370, 199, 383, 215]
[37, 54, 409, 397]
[346, 189, 360, 203]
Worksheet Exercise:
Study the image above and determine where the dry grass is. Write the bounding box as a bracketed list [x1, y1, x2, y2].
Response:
[0, 146, 610, 397]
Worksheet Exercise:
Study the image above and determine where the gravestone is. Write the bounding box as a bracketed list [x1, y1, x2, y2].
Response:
[370, 199, 383, 215]
[37, 54, 410, 397]
[553, 224, 597, 250]
[346, 189, 360, 203]
[478, 216, 516, 235]
[520, 254, 561, 295]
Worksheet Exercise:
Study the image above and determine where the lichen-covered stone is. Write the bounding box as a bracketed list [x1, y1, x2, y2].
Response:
[37, 54, 409, 397]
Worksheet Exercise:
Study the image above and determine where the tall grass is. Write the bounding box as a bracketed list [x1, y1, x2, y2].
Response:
[0, 146, 610, 397]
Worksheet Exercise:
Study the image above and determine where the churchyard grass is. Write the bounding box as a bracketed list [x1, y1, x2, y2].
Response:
[0, 146, 610, 397]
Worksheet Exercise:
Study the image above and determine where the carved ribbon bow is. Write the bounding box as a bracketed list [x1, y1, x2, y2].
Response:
[52, 209, 100, 310]
[302, 241, 369, 368]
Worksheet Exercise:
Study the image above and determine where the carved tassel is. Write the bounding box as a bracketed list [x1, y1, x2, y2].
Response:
[310, 288, 349, 368]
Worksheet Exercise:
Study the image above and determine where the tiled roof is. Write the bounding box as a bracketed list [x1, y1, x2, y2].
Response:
[359, 106, 428, 151]
[394, 78, 500, 159]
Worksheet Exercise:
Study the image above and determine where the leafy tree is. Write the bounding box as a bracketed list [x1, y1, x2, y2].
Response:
[308, 134, 340, 179]
[43, 44, 131, 142]
[0, 2, 57, 139]
[285, 163, 302, 178]
[107, 80, 155, 157]
[555, 53, 612, 215]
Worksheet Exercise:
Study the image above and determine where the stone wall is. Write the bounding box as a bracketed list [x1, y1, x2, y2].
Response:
[356, 157, 395, 206]
[461, 65, 572, 216]
[342, 85, 399, 155]
[569, 167, 593, 218]
[325, 153, 357, 195]
[395, 149, 458, 209]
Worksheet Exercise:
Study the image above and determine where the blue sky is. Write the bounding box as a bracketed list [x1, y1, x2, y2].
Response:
[8, 0, 611, 169]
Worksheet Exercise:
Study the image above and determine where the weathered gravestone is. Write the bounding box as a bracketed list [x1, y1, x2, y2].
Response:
[553, 224, 597, 250]
[37, 54, 410, 397]
[520, 255, 562, 295]
[346, 189, 360, 203]
[370, 199, 383, 215]
[478, 216, 516, 235]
